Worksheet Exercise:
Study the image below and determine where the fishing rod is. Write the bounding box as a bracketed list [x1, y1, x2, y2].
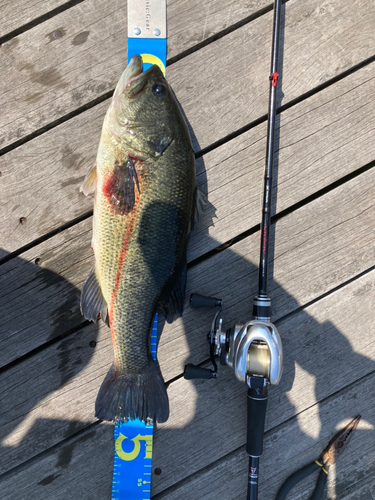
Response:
[184, 0, 283, 498]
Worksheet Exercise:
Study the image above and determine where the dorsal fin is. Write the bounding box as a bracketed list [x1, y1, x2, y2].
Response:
[192, 185, 208, 227]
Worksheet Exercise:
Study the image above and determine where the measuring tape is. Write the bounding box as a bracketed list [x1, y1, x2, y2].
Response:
[127, 0, 167, 75]
[111, 2, 167, 498]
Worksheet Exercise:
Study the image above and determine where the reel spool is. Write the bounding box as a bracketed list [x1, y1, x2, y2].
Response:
[247, 343, 270, 379]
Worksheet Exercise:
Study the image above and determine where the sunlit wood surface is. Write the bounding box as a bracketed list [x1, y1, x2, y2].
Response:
[0, 0, 374, 498]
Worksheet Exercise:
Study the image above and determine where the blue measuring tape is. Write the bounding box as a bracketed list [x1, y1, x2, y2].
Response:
[127, 38, 166, 75]
[111, 2, 167, 497]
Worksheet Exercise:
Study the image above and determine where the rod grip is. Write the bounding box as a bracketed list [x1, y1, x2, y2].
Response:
[184, 364, 215, 380]
[246, 383, 268, 457]
[190, 293, 221, 309]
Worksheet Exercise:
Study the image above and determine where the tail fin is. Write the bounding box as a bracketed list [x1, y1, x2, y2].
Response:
[95, 360, 169, 423]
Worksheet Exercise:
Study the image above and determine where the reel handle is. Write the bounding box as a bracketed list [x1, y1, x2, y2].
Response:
[190, 293, 221, 309]
[184, 363, 217, 380]
[247, 379, 268, 457]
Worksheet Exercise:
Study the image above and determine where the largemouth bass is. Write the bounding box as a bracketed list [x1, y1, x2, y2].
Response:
[80, 55, 202, 423]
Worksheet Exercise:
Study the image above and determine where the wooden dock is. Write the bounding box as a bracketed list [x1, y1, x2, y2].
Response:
[0, 0, 374, 498]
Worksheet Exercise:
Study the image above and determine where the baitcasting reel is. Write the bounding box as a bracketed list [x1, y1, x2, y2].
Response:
[184, 292, 283, 496]
[184, 293, 283, 389]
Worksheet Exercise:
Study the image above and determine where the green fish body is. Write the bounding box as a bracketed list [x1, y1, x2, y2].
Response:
[80, 56, 199, 423]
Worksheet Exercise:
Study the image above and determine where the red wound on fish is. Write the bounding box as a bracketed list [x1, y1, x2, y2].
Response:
[103, 158, 140, 215]
[107, 171, 141, 342]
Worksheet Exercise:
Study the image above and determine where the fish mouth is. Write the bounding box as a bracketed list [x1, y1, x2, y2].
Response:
[125, 55, 143, 82]
[124, 56, 159, 97]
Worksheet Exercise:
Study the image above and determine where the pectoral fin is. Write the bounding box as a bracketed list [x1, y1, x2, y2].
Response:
[104, 158, 140, 215]
[80, 164, 97, 196]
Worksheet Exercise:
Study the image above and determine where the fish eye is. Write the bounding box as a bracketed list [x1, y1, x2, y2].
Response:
[152, 84, 166, 96]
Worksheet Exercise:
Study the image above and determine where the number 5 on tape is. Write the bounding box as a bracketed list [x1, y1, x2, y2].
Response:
[115, 433, 153, 461]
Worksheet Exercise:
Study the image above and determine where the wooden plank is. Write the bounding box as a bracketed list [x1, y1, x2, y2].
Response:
[1, 320, 374, 499]
[1, 0, 374, 150]
[188, 61, 375, 261]
[0, 188, 374, 479]
[166, 0, 272, 58]
[0, 219, 93, 365]
[0, 0, 271, 47]
[0, 321, 110, 475]
[0, 0, 270, 149]
[0, 0, 66, 39]
[1, 164, 374, 368]
[1, 60, 374, 257]
[0, 422, 114, 500]
[155, 373, 375, 500]
[170, 0, 374, 153]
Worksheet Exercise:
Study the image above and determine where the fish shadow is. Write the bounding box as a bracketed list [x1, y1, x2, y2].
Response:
[151, 11, 375, 494]
[0, 250, 100, 475]
[152, 234, 375, 499]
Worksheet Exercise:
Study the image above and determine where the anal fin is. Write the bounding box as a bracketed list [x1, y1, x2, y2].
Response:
[80, 269, 108, 322]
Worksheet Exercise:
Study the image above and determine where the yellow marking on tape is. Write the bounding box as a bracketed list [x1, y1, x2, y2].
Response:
[140, 54, 166, 75]
[115, 433, 153, 461]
